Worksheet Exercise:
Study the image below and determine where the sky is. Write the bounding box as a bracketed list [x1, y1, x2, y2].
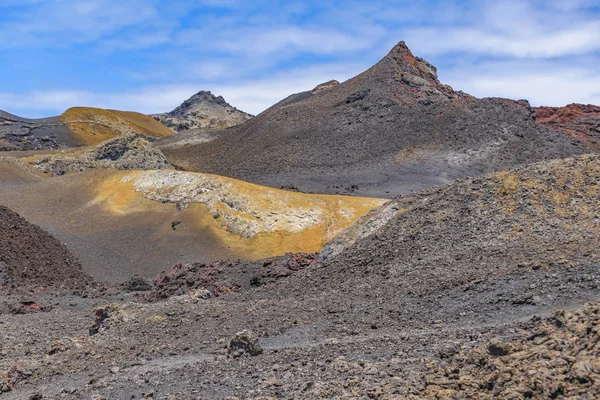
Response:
[0, 0, 599, 118]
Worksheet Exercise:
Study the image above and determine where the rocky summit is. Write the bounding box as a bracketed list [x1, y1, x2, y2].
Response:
[152, 90, 253, 132]
[164, 42, 588, 197]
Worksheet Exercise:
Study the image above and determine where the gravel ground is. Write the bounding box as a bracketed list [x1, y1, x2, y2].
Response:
[2, 155, 599, 399]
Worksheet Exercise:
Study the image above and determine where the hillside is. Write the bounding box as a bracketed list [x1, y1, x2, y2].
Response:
[317, 153, 600, 293]
[0, 205, 93, 295]
[0, 157, 384, 282]
[152, 90, 253, 132]
[164, 42, 588, 197]
[0, 107, 175, 150]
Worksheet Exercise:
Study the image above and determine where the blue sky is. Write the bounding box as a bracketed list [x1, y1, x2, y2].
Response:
[0, 0, 599, 118]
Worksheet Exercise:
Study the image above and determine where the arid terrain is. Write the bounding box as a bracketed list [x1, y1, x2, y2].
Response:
[1, 41, 599, 400]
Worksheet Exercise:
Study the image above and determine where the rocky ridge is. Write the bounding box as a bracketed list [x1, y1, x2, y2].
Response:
[0, 107, 175, 150]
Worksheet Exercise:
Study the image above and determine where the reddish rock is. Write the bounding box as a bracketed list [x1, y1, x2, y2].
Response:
[534, 104, 600, 150]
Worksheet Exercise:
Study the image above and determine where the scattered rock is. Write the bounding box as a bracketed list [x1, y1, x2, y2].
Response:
[123, 275, 153, 292]
[89, 304, 119, 335]
[228, 330, 263, 358]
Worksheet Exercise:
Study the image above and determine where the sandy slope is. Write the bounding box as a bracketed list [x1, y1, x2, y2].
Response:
[0, 159, 384, 282]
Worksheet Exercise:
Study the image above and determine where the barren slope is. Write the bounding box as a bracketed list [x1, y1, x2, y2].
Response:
[165, 42, 587, 197]
[0, 159, 384, 282]
[0, 205, 93, 295]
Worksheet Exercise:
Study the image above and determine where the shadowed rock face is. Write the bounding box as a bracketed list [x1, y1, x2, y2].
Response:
[152, 91, 253, 132]
[164, 42, 588, 198]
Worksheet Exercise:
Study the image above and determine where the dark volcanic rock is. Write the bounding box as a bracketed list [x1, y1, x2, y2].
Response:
[0, 112, 75, 151]
[0, 205, 94, 294]
[164, 41, 588, 198]
[228, 330, 263, 358]
[146, 253, 317, 301]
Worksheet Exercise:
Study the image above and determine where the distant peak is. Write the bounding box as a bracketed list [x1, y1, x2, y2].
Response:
[169, 90, 232, 116]
[388, 41, 415, 62]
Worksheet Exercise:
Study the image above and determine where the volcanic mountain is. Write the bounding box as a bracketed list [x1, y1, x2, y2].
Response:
[164, 42, 588, 197]
[152, 90, 253, 132]
[0, 107, 174, 150]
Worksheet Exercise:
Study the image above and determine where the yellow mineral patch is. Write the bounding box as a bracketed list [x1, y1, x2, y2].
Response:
[110, 110, 175, 138]
[60, 107, 175, 146]
[493, 156, 600, 218]
[91, 170, 386, 259]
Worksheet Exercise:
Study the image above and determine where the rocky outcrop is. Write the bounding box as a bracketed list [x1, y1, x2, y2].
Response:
[29, 133, 172, 175]
[228, 330, 263, 358]
[312, 80, 340, 94]
[123, 170, 384, 240]
[534, 103, 600, 150]
[152, 91, 253, 132]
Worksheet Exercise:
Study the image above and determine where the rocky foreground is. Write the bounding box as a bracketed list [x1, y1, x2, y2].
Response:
[1, 154, 599, 399]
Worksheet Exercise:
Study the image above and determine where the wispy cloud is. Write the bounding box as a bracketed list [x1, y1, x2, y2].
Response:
[0, 61, 366, 117]
[404, 0, 600, 58]
[0, 0, 598, 117]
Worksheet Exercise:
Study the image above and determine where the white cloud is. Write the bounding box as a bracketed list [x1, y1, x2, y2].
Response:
[406, 23, 600, 58]
[441, 59, 600, 106]
[404, 0, 600, 58]
[0, 0, 599, 118]
[0, 0, 171, 49]
[0, 61, 367, 118]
